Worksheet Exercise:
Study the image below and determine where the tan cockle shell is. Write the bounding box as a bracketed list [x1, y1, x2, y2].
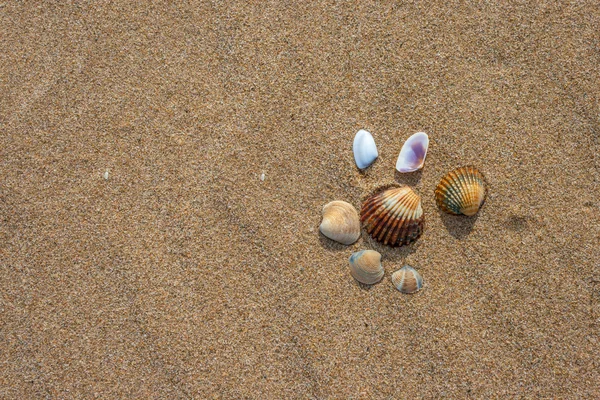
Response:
[319, 201, 361, 245]
[348, 250, 384, 285]
[361, 185, 424, 247]
[435, 166, 487, 216]
[391, 266, 423, 294]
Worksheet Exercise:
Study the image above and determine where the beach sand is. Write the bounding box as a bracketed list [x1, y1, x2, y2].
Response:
[1, 2, 599, 398]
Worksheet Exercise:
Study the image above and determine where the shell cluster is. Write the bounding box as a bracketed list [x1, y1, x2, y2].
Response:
[317, 128, 489, 296]
[319, 201, 361, 245]
[361, 186, 424, 247]
[348, 250, 384, 284]
[435, 166, 487, 216]
[391, 266, 423, 294]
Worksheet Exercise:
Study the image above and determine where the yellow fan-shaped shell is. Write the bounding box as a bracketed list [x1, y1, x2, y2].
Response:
[435, 166, 487, 216]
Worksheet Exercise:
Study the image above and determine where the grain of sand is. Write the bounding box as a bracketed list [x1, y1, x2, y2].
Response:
[1, 2, 599, 398]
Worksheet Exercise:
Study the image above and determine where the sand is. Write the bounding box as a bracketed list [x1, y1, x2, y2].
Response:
[1, 1, 599, 398]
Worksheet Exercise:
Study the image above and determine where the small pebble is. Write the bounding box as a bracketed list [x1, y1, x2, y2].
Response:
[103, 170, 109, 180]
[260, 173, 265, 181]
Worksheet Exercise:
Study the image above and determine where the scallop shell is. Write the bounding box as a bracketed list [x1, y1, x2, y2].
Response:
[319, 201, 361, 245]
[435, 166, 487, 216]
[361, 185, 424, 247]
[391, 266, 423, 294]
[353, 129, 378, 169]
[348, 250, 384, 285]
[396, 132, 429, 173]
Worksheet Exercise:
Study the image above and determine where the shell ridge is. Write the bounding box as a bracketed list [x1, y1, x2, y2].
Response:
[362, 204, 382, 227]
[439, 179, 463, 210]
[394, 194, 419, 245]
[439, 171, 467, 213]
[456, 173, 470, 210]
[379, 188, 412, 244]
[460, 167, 480, 214]
[385, 193, 417, 245]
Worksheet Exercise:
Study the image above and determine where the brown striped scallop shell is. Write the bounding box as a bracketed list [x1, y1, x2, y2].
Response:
[360, 185, 424, 247]
[435, 166, 487, 216]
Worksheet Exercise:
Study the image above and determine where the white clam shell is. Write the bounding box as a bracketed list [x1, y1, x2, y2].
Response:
[348, 250, 383, 285]
[396, 132, 429, 173]
[319, 201, 361, 245]
[353, 129, 378, 169]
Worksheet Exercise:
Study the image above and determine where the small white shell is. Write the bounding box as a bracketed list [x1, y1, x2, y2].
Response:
[353, 129, 378, 169]
[319, 201, 361, 245]
[348, 250, 383, 284]
[396, 132, 429, 173]
[391, 266, 423, 294]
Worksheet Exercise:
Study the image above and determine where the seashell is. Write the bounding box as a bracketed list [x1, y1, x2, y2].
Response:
[348, 250, 384, 285]
[391, 265, 423, 294]
[319, 201, 361, 245]
[361, 185, 424, 247]
[396, 132, 429, 173]
[353, 129, 378, 169]
[435, 166, 487, 216]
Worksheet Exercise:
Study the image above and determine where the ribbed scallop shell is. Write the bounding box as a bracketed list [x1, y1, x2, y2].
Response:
[348, 250, 384, 285]
[361, 186, 424, 247]
[435, 166, 487, 216]
[391, 266, 423, 294]
[319, 201, 361, 245]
